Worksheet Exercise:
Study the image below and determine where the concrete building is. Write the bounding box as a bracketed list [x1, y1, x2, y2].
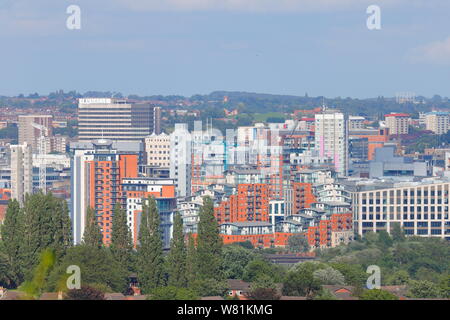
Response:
[10, 143, 33, 204]
[170, 124, 192, 197]
[122, 178, 176, 248]
[385, 113, 410, 135]
[425, 111, 450, 135]
[348, 116, 365, 130]
[349, 178, 450, 239]
[71, 139, 139, 245]
[18, 115, 53, 152]
[314, 110, 349, 176]
[369, 146, 428, 178]
[144, 133, 170, 167]
[78, 98, 161, 142]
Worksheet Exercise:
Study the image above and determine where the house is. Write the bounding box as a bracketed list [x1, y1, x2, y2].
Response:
[201, 296, 225, 300]
[380, 285, 408, 300]
[322, 285, 358, 300]
[226, 279, 251, 300]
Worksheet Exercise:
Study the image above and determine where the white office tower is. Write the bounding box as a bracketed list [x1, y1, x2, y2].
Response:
[170, 124, 192, 197]
[315, 110, 349, 176]
[10, 143, 33, 204]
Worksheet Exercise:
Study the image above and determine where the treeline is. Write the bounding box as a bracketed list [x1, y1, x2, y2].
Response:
[0, 194, 226, 300]
[316, 225, 450, 299]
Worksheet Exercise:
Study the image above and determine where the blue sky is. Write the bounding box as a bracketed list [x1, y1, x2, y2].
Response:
[0, 0, 449, 98]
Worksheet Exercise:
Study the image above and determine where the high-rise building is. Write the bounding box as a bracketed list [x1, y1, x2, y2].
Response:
[425, 111, 450, 135]
[122, 178, 176, 248]
[71, 139, 139, 245]
[10, 143, 33, 204]
[78, 98, 161, 142]
[144, 132, 170, 167]
[170, 124, 192, 197]
[18, 115, 53, 151]
[385, 113, 410, 135]
[315, 110, 349, 176]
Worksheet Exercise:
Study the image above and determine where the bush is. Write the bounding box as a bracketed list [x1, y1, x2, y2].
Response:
[64, 286, 105, 300]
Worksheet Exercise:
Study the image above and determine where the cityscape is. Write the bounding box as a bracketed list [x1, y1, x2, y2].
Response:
[0, 0, 449, 306]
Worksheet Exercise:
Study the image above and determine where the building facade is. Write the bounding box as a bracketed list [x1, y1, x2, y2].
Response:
[10, 143, 33, 204]
[78, 98, 161, 142]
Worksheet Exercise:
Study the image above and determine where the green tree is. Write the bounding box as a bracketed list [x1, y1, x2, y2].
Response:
[282, 262, 322, 299]
[167, 213, 187, 287]
[195, 197, 223, 281]
[185, 233, 197, 286]
[19, 249, 56, 299]
[221, 245, 256, 279]
[360, 289, 398, 300]
[246, 274, 280, 300]
[288, 234, 310, 253]
[377, 230, 393, 249]
[391, 223, 406, 242]
[46, 245, 127, 293]
[110, 204, 133, 271]
[82, 207, 103, 249]
[386, 269, 410, 285]
[148, 286, 198, 300]
[20, 193, 72, 280]
[0, 199, 25, 286]
[407, 280, 441, 298]
[137, 197, 165, 293]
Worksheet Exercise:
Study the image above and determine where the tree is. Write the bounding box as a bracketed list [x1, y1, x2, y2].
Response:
[167, 213, 187, 287]
[391, 223, 405, 242]
[0, 199, 25, 286]
[110, 204, 133, 271]
[195, 197, 223, 281]
[282, 263, 323, 298]
[313, 267, 345, 285]
[46, 245, 127, 293]
[242, 259, 282, 283]
[185, 233, 197, 286]
[407, 280, 441, 298]
[377, 230, 393, 249]
[360, 289, 398, 300]
[137, 197, 165, 293]
[19, 249, 56, 299]
[386, 269, 410, 285]
[246, 275, 280, 300]
[82, 207, 103, 249]
[221, 245, 256, 280]
[288, 234, 309, 253]
[329, 263, 367, 287]
[64, 286, 105, 300]
[148, 286, 198, 300]
[20, 193, 72, 280]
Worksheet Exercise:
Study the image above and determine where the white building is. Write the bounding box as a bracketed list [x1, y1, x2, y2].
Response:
[425, 112, 450, 135]
[170, 124, 192, 197]
[144, 132, 170, 167]
[315, 110, 349, 176]
[10, 143, 33, 205]
[350, 179, 450, 239]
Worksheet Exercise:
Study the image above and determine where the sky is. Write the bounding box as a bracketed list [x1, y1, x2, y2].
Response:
[0, 0, 449, 98]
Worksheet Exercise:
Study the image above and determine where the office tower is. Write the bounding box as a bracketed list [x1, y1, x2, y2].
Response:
[71, 139, 139, 245]
[425, 111, 450, 135]
[10, 143, 33, 204]
[385, 113, 410, 135]
[78, 98, 161, 142]
[170, 124, 192, 197]
[315, 110, 349, 176]
[144, 132, 170, 167]
[18, 115, 53, 151]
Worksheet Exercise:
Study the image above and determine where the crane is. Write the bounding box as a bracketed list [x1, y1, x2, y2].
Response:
[31, 122, 49, 194]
